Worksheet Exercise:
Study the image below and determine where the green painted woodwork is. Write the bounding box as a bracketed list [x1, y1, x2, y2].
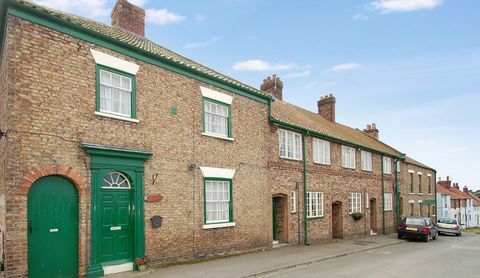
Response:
[202, 97, 232, 138]
[203, 178, 233, 225]
[95, 64, 137, 119]
[82, 144, 151, 277]
[100, 187, 133, 263]
[302, 133, 308, 245]
[381, 157, 386, 235]
[28, 176, 78, 278]
[422, 199, 436, 205]
[0, 0, 270, 104]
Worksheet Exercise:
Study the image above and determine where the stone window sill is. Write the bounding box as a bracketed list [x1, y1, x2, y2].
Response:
[202, 222, 236, 230]
[202, 132, 234, 142]
[95, 111, 139, 123]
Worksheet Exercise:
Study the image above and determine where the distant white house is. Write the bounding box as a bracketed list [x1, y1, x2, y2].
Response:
[437, 178, 475, 229]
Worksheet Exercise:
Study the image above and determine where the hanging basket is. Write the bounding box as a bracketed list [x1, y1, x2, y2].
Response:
[351, 212, 364, 221]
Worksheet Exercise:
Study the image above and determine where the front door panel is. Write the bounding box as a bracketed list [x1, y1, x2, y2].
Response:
[100, 189, 132, 263]
[28, 176, 78, 278]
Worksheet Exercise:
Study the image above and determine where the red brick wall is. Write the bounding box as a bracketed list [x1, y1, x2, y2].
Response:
[398, 162, 436, 219]
[3, 16, 271, 276]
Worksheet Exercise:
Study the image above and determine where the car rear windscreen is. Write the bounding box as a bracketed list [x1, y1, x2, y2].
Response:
[405, 218, 425, 225]
[438, 218, 457, 224]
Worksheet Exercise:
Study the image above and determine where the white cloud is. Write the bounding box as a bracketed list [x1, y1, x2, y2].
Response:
[128, 0, 149, 6]
[371, 0, 442, 13]
[146, 9, 186, 25]
[195, 14, 206, 21]
[353, 14, 369, 20]
[329, 63, 361, 71]
[34, 0, 110, 18]
[284, 70, 311, 79]
[232, 60, 295, 72]
[184, 37, 220, 49]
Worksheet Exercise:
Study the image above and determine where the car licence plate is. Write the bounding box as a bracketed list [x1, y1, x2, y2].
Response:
[406, 227, 417, 231]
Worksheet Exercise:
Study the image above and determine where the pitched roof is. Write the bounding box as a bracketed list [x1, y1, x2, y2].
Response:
[437, 185, 451, 195]
[404, 156, 435, 171]
[468, 192, 480, 207]
[271, 101, 403, 157]
[13, 0, 269, 99]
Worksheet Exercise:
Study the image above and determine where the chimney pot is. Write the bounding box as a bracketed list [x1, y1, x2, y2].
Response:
[363, 123, 379, 140]
[317, 94, 336, 122]
[447, 176, 450, 181]
[112, 0, 145, 36]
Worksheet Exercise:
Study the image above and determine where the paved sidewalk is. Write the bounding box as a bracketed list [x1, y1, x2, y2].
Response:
[109, 234, 403, 278]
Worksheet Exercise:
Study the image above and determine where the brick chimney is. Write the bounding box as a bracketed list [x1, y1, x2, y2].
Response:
[463, 186, 469, 193]
[438, 176, 451, 189]
[317, 94, 336, 122]
[260, 74, 283, 100]
[112, 0, 145, 36]
[454, 183, 460, 190]
[363, 123, 379, 140]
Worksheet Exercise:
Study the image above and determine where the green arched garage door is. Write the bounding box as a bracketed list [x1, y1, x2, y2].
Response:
[28, 176, 79, 277]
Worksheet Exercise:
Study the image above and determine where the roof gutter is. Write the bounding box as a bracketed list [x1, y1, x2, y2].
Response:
[269, 116, 403, 160]
[0, 0, 271, 104]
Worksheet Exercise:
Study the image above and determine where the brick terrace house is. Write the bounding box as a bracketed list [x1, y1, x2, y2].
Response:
[0, 0, 436, 277]
[467, 191, 480, 227]
[398, 156, 436, 220]
[261, 77, 402, 244]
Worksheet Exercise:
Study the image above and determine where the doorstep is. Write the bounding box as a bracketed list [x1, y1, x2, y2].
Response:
[103, 262, 133, 275]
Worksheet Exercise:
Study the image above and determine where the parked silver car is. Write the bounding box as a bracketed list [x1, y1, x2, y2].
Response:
[437, 218, 461, 236]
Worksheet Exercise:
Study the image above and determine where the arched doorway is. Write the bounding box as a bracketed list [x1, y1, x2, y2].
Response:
[28, 176, 79, 277]
[332, 202, 343, 239]
[272, 195, 288, 243]
[370, 198, 377, 234]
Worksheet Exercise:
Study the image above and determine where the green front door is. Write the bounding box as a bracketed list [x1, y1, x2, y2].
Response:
[99, 172, 133, 264]
[27, 176, 78, 278]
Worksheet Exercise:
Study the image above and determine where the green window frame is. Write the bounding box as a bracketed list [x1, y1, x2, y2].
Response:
[203, 178, 233, 224]
[95, 64, 137, 119]
[202, 97, 232, 138]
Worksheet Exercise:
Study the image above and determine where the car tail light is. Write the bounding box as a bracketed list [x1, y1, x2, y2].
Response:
[398, 224, 404, 231]
[422, 227, 430, 233]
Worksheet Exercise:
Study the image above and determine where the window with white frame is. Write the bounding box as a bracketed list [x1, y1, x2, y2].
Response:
[99, 69, 133, 117]
[290, 191, 297, 213]
[313, 138, 331, 165]
[279, 129, 302, 160]
[383, 157, 392, 174]
[349, 192, 362, 213]
[307, 192, 324, 218]
[361, 150, 372, 171]
[342, 146, 356, 169]
[384, 193, 393, 211]
[204, 99, 230, 137]
[205, 179, 231, 224]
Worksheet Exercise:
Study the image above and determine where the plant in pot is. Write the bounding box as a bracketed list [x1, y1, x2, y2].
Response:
[351, 212, 363, 221]
[135, 257, 149, 271]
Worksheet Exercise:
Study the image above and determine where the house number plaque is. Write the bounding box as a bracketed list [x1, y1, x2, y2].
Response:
[110, 226, 121, 231]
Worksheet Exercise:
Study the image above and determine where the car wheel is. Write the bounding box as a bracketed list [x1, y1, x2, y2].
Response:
[397, 234, 402, 239]
[457, 232, 461, 237]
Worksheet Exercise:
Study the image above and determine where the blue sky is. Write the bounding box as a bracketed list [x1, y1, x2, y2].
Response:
[34, 0, 480, 190]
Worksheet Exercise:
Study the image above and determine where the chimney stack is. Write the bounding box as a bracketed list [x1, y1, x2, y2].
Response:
[363, 123, 379, 140]
[260, 74, 283, 100]
[438, 176, 452, 189]
[463, 186, 469, 193]
[317, 94, 336, 122]
[112, 0, 145, 36]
